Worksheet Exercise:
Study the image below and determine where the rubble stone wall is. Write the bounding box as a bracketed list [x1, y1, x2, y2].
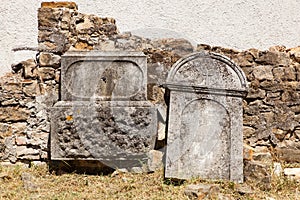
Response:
[1, 2, 300, 179]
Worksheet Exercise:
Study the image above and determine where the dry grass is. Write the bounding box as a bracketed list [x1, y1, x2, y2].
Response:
[0, 163, 299, 200]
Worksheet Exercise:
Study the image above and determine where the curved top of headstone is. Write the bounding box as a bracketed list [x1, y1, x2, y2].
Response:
[166, 51, 248, 93]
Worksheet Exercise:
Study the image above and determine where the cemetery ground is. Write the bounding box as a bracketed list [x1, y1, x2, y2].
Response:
[0, 163, 299, 200]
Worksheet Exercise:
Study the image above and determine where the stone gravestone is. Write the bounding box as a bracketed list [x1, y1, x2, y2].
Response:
[163, 51, 247, 182]
[51, 51, 157, 169]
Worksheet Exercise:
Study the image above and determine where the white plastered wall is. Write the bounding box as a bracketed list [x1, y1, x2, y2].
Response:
[1, 0, 300, 76]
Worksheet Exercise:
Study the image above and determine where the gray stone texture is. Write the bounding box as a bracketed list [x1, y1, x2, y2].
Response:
[60, 51, 147, 101]
[51, 101, 157, 161]
[164, 52, 247, 182]
[51, 51, 157, 169]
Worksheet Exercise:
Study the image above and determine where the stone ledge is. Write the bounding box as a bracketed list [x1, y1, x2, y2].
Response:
[41, 2, 77, 10]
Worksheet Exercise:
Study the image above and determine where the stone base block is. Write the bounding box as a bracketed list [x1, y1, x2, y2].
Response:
[50, 101, 157, 169]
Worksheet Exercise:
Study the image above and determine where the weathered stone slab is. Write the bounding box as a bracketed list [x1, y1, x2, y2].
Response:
[164, 51, 247, 182]
[51, 101, 157, 164]
[61, 51, 147, 101]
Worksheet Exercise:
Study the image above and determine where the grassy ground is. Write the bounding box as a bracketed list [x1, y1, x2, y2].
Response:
[0, 163, 299, 200]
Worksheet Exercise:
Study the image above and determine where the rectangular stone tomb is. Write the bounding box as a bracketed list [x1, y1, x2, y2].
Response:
[51, 51, 157, 169]
[163, 52, 248, 182]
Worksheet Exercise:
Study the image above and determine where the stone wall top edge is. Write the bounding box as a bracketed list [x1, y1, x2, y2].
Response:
[62, 51, 146, 57]
[41, 2, 77, 10]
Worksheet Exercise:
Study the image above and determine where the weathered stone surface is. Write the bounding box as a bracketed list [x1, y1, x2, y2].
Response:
[147, 150, 163, 172]
[284, 168, 300, 180]
[0, 107, 30, 122]
[15, 137, 27, 145]
[16, 146, 39, 160]
[37, 67, 55, 80]
[151, 38, 194, 57]
[39, 52, 61, 68]
[252, 65, 273, 81]
[21, 59, 37, 79]
[273, 162, 283, 177]
[38, 8, 62, 29]
[51, 101, 157, 164]
[184, 184, 219, 200]
[41, 2, 78, 10]
[0, 123, 12, 138]
[289, 46, 300, 62]
[246, 88, 266, 99]
[61, 51, 147, 101]
[244, 160, 271, 190]
[255, 51, 290, 66]
[275, 148, 300, 163]
[164, 52, 247, 182]
[23, 80, 38, 97]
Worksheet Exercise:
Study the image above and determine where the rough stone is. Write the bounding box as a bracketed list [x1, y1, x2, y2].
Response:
[21, 59, 37, 79]
[273, 162, 283, 177]
[164, 52, 247, 182]
[0, 123, 12, 138]
[252, 65, 273, 81]
[255, 51, 290, 66]
[243, 144, 254, 161]
[151, 38, 194, 57]
[15, 137, 27, 145]
[246, 88, 265, 99]
[39, 52, 61, 68]
[37, 67, 55, 81]
[16, 146, 39, 159]
[284, 168, 300, 180]
[0, 107, 30, 122]
[289, 46, 300, 62]
[23, 80, 38, 97]
[275, 148, 300, 163]
[41, 2, 78, 10]
[244, 160, 271, 190]
[184, 184, 219, 200]
[147, 150, 163, 172]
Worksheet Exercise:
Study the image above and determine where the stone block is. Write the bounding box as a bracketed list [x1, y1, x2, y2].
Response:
[39, 52, 61, 68]
[147, 150, 163, 172]
[37, 67, 55, 80]
[22, 80, 38, 97]
[0, 123, 12, 138]
[244, 160, 271, 190]
[21, 59, 37, 79]
[41, 2, 78, 10]
[51, 101, 157, 168]
[16, 146, 39, 159]
[284, 168, 300, 180]
[252, 65, 273, 81]
[15, 137, 27, 145]
[255, 51, 290, 66]
[275, 148, 300, 163]
[0, 107, 30, 122]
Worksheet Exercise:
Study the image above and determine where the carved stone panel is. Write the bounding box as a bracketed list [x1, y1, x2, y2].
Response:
[61, 51, 147, 101]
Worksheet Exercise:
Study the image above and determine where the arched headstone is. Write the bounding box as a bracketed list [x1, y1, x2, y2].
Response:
[163, 51, 247, 182]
